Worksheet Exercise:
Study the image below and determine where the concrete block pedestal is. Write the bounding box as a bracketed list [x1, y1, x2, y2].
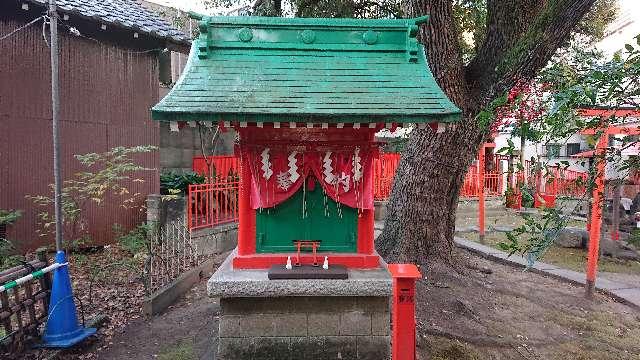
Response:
[208, 249, 392, 360]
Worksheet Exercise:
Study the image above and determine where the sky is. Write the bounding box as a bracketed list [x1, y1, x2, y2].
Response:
[145, 0, 235, 15]
[147, 0, 640, 54]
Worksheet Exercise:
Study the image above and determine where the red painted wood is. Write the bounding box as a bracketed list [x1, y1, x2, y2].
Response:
[478, 145, 485, 239]
[232, 253, 380, 269]
[237, 148, 256, 256]
[586, 134, 607, 287]
[388, 264, 422, 360]
[357, 209, 374, 254]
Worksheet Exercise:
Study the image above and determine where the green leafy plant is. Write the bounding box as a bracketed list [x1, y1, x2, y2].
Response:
[113, 222, 155, 255]
[27, 145, 157, 249]
[0, 209, 24, 270]
[0, 238, 24, 271]
[0, 209, 21, 225]
[498, 36, 640, 264]
[160, 171, 206, 195]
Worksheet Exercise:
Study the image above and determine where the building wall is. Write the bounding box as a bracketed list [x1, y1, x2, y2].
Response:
[140, 0, 237, 173]
[0, 17, 160, 251]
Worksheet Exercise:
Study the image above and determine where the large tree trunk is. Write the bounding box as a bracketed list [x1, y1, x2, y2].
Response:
[377, 0, 596, 264]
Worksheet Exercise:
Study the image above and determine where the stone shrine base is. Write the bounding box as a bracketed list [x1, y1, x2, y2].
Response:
[208, 249, 392, 360]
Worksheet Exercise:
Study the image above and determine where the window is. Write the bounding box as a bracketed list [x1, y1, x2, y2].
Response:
[566, 143, 581, 156]
[546, 144, 561, 158]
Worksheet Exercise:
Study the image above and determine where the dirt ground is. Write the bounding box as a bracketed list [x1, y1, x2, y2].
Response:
[95, 279, 219, 360]
[62, 249, 639, 360]
[417, 250, 640, 360]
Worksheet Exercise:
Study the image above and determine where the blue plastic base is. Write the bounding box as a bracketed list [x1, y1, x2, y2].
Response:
[40, 327, 96, 348]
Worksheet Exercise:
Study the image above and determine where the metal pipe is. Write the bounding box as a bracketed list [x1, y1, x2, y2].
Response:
[0, 263, 68, 293]
[49, 0, 63, 252]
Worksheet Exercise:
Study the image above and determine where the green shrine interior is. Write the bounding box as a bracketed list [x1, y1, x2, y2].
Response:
[256, 181, 357, 253]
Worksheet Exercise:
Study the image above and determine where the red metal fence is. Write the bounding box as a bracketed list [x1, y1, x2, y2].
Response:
[187, 154, 587, 230]
[537, 167, 588, 197]
[187, 180, 239, 231]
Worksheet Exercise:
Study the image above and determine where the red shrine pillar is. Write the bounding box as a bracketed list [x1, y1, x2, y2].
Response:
[358, 155, 375, 254]
[237, 148, 256, 256]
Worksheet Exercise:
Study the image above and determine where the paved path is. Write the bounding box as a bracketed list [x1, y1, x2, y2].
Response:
[454, 237, 640, 309]
[374, 220, 640, 309]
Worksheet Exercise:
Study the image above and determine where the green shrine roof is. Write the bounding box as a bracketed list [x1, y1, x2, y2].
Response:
[151, 15, 461, 124]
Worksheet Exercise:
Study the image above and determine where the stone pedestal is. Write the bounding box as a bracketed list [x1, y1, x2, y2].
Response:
[208, 249, 392, 360]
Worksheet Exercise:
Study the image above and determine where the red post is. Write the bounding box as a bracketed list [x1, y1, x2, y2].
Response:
[357, 209, 374, 254]
[388, 264, 422, 360]
[358, 154, 375, 254]
[586, 134, 607, 298]
[237, 148, 256, 256]
[478, 145, 485, 243]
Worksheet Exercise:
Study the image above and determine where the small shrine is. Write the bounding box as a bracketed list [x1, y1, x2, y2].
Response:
[152, 14, 460, 359]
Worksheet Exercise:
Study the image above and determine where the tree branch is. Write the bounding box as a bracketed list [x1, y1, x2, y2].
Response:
[468, 0, 597, 100]
[407, 0, 469, 109]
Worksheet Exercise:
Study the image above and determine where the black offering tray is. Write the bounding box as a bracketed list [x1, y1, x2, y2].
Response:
[268, 264, 348, 280]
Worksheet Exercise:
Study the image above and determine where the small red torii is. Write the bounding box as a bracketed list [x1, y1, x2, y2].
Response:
[581, 125, 640, 297]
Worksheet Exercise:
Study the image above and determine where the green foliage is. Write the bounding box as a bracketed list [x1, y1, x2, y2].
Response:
[500, 36, 640, 264]
[160, 171, 206, 195]
[519, 184, 534, 208]
[0, 238, 24, 271]
[113, 223, 155, 255]
[27, 145, 157, 249]
[0, 209, 21, 225]
[203, 0, 403, 18]
[498, 208, 568, 266]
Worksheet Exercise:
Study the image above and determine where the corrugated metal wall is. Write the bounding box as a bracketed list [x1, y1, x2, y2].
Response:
[0, 18, 160, 251]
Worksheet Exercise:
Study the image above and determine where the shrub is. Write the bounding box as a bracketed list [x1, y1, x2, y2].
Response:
[113, 223, 154, 255]
[160, 171, 206, 195]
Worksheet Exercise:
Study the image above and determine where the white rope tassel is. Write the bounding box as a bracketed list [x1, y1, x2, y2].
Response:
[352, 147, 362, 182]
[323, 151, 336, 184]
[288, 151, 300, 183]
[260, 148, 273, 180]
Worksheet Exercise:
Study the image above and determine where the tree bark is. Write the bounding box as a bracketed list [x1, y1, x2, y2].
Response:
[377, 0, 596, 264]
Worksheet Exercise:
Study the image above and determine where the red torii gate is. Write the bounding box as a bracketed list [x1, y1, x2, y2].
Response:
[581, 125, 640, 297]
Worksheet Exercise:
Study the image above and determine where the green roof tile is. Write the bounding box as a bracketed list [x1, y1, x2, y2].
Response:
[151, 15, 461, 124]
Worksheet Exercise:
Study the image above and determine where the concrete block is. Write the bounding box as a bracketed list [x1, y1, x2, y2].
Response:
[208, 250, 392, 298]
[371, 312, 390, 335]
[290, 336, 327, 360]
[217, 338, 255, 360]
[142, 257, 215, 316]
[324, 336, 357, 360]
[250, 337, 292, 360]
[356, 297, 389, 312]
[610, 288, 640, 309]
[308, 313, 340, 336]
[220, 313, 308, 337]
[340, 311, 372, 336]
[356, 336, 390, 360]
[191, 223, 239, 255]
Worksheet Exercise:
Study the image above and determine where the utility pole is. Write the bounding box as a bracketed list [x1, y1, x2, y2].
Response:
[49, 0, 62, 252]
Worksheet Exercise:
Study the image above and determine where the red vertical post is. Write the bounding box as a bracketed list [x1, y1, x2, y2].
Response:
[478, 145, 485, 243]
[237, 147, 256, 256]
[358, 154, 375, 254]
[388, 264, 422, 360]
[586, 134, 607, 297]
[357, 210, 374, 254]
